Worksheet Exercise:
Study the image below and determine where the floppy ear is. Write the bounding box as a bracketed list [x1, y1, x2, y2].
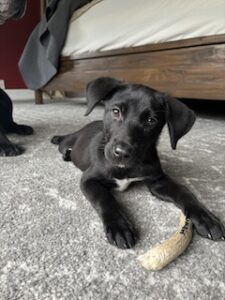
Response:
[85, 77, 124, 116]
[164, 95, 196, 149]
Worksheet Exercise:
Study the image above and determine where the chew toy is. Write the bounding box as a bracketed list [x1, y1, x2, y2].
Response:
[137, 212, 192, 271]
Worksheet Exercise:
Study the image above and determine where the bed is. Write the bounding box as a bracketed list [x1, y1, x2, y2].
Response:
[35, 0, 225, 104]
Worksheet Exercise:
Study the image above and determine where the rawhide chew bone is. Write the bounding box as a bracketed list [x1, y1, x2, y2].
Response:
[137, 212, 192, 271]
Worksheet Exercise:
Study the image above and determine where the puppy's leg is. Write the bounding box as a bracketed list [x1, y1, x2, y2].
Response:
[51, 132, 78, 161]
[146, 174, 225, 241]
[81, 175, 137, 249]
[0, 131, 23, 156]
[0, 88, 33, 135]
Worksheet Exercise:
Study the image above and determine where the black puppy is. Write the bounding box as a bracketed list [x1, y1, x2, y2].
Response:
[52, 77, 225, 249]
[0, 88, 33, 156]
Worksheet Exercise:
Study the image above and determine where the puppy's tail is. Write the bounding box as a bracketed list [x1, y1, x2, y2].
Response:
[51, 135, 64, 145]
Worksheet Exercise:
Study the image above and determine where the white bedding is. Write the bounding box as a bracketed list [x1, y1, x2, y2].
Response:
[62, 0, 225, 57]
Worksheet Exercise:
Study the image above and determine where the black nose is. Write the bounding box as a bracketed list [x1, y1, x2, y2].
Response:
[113, 143, 132, 159]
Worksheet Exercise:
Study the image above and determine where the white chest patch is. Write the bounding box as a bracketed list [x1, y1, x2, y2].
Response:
[114, 177, 146, 192]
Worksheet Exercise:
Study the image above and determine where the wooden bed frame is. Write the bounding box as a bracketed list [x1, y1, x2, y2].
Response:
[35, 33, 225, 104]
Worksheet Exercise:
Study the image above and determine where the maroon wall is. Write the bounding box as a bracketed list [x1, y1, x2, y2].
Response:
[0, 1, 40, 88]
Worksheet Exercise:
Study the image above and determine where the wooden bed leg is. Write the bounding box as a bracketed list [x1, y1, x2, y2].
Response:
[35, 90, 43, 104]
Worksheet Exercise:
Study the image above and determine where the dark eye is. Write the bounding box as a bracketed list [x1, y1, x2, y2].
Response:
[147, 117, 155, 124]
[112, 107, 121, 119]
[145, 116, 157, 126]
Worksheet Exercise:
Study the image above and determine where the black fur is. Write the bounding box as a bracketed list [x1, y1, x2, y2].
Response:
[0, 88, 33, 156]
[52, 77, 225, 249]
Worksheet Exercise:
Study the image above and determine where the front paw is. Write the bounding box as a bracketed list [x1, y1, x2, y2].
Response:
[190, 208, 225, 241]
[13, 124, 33, 135]
[0, 143, 23, 156]
[104, 217, 137, 249]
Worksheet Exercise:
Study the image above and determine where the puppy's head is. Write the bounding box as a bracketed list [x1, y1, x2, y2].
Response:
[85, 77, 196, 168]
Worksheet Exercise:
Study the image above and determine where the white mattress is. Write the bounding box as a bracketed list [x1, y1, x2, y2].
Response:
[62, 0, 225, 57]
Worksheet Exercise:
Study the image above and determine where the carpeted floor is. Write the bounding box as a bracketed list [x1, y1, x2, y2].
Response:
[0, 98, 225, 300]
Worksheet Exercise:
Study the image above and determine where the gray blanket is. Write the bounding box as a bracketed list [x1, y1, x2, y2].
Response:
[19, 0, 92, 90]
